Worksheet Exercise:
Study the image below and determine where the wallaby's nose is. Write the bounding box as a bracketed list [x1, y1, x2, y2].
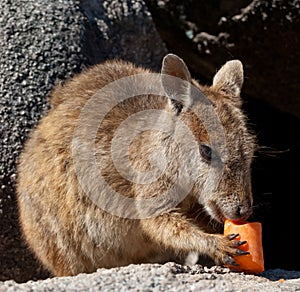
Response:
[236, 204, 253, 220]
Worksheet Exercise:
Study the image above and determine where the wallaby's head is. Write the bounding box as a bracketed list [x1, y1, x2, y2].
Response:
[160, 54, 255, 223]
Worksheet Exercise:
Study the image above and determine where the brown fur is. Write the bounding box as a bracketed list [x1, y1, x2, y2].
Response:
[17, 54, 256, 276]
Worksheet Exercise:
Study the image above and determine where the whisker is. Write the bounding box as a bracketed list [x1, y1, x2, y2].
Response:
[209, 218, 221, 231]
[194, 208, 206, 221]
[255, 145, 290, 157]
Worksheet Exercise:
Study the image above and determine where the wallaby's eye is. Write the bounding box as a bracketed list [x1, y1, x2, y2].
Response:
[200, 144, 212, 163]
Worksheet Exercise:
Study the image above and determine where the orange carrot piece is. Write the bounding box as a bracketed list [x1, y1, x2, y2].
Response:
[224, 219, 264, 274]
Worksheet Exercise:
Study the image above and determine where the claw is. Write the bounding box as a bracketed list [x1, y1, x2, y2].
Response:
[235, 249, 250, 256]
[232, 240, 247, 247]
[228, 233, 239, 240]
[224, 255, 239, 266]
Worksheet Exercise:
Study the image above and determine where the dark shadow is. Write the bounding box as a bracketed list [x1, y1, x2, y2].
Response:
[261, 269, 300, 281]
[243, 95, 300, 271]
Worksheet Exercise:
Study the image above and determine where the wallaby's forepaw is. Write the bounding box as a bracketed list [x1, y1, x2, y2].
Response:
[209, 233, 249, 267]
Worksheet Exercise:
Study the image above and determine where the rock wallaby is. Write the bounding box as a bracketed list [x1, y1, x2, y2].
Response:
[17, 54, 255, 276]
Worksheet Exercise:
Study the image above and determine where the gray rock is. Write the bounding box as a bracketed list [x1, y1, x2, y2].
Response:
[81, 0, 167, 69]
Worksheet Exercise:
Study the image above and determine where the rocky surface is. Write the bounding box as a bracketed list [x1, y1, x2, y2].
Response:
[1, 0, 300, 290]
[1, 263, 300, 291]
[146, 0, 300, 118]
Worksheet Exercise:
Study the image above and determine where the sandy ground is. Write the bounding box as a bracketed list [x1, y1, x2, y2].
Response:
[2, 263, 300, 291]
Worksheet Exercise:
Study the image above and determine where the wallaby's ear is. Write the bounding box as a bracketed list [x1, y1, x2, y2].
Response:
[161, 54, 192, 115]
[212, 60, 244, 102]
